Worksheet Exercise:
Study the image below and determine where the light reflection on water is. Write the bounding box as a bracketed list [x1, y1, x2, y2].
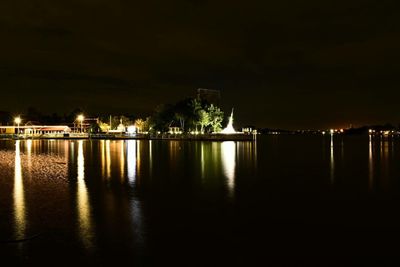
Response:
[100, 140, 105, 178]
[198, 141, 257, 197]
[106, 140, 111, 179]
[4, 135, 400, 267]
[127, 140, 137, 186]
[120, 141, 125, 181]
[0, 140, 257, 258]
[369, 135, 374, 190]
[330, 134, 335, 184]
[14, 140, 26, 240]
[76, 140, 93, 249]
[221, 141, 236, 197]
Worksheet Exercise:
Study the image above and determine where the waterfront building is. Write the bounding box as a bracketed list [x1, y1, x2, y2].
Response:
[0, 125, 71, 135]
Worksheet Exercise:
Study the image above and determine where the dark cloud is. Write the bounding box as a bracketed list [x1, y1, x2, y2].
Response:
[0, 0, 399, 129]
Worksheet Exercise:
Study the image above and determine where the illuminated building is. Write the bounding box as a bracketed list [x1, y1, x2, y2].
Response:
[0, 125, 71, 135]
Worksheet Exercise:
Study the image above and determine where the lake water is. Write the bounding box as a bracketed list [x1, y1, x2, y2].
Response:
[1, 135, 400, 266]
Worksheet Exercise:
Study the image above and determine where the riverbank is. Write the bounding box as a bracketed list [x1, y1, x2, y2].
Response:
[0, 133, 256, 141]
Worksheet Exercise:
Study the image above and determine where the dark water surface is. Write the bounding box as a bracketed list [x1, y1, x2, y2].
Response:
[1, 136, 400, 266]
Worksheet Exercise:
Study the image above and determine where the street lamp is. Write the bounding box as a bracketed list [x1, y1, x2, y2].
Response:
[77, 114, 84, 133]
[14, 117, 21, 135]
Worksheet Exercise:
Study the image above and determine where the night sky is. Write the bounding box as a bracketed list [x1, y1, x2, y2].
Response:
[1, 0, 399, 129]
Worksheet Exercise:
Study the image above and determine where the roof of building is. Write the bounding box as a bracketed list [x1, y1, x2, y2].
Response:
[38, 126, 71, 131]
[0, 125, 71, 131]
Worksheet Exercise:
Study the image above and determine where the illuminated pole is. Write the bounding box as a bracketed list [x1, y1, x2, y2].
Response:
[14, 117, 21, 135]
[109, 115, 112, 132]
[77, 115, 84, 133]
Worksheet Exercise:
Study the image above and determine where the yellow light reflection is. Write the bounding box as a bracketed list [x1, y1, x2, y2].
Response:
[149, 141, 153, 177]
[100, 140, 105, 178]
[201, 143, 205, 180]
[26, 139, 33, 176]
[76, 140, 93, 249]
[221, 141, 236, 197]
[26, 139, 32, 155]
[106, 140, 111, 179]
[120, 141, 125, 181]
[381, 136, 389, 182]
[127, 140, 137, 185]
[14, 140, 26, 240]
[137, 141, 141, 177]
[330, 134, 334, 184]
[368, 135, 374, 190]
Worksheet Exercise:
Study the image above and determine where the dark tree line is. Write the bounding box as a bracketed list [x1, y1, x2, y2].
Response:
[149, 98, 225, 133]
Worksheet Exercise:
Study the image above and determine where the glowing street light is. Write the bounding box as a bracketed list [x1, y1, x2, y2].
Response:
[77, 114, 84, 133]
[14, 117, 21, 135]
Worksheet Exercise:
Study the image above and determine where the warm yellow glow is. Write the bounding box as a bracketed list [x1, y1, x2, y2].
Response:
[14, 117, 21, 125]
[77, 114, 84, 122]
[369, 136, 374, 190]
[26, 139, 33, 173]
[26, 140, 32, 154]
[149, 140, 153, 176]
[221, 141, 236, 197]
[120, 141, 125, 180]
[381, 137, 389, 169]
[330, 134, 334, 184]
[106, 140, 111, 179]
[100, 140, 105, 178]
[14, 140, 26, 240]
[77, 140, 93, 249]
[127, 140, 137, 185]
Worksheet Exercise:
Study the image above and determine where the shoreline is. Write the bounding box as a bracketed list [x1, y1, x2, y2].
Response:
[0, 133, 256, 142]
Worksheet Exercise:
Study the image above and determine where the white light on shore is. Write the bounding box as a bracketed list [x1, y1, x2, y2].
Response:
[127, 126, 137, 134]
[221, 109, 236, 134]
